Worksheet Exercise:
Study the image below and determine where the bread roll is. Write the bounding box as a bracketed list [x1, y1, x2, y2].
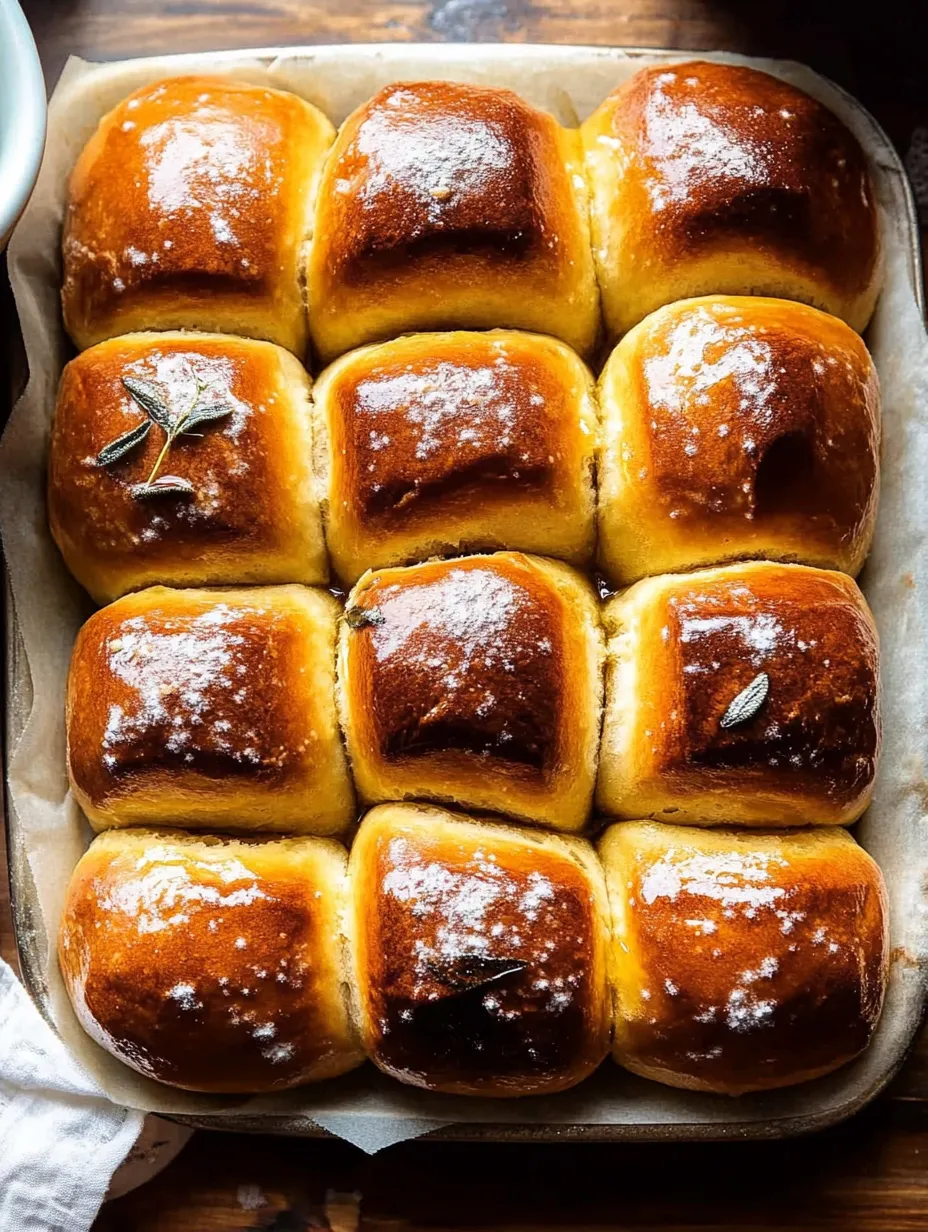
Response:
[307, 81, 600, 362]
[59, 828, 363, 1092]
[582, 62, 882, 340]
[62, 76, 334, 354]
[349, 803, 611, 1096]
[338, 553, 603, 831]
[597, 562, 880, 826]
[599, 821, 888, 1094]
[597, 297, 881, 585]
[313, 330, 598, 584]
[67, 585, 354, 834]
[49, 332, 326, 604]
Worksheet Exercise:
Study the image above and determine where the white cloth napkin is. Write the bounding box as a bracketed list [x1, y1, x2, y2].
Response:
[0, 957, 145, 1231]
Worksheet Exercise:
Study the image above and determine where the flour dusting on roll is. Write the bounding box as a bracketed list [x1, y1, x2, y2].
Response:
[597, 562, 880, 826]
[314, 330, 598, 584]
[599, 822, 888, 1094]
[338, 552, 603, 832]
[62, 76, 334, 354]
[349, 803, 611, 1096]
[59, 829, 363, 1092]
[49, 332, 325, 603]
[597, 297, 880, 585]
[67, 585, 354, 835]
[582, 61, 882, 339]
[308, 81, 600, 361]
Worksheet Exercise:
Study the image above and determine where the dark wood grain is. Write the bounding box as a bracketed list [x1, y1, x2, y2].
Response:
[20, 0, 928, 155]
[8, 2, 928, 1227]
[96, 1102, 928, 1231]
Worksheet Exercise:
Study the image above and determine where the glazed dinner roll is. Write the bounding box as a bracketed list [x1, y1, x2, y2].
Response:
[67, 585, 354, 835]
[59, 828, 363, 1092]
[597, 562, 880, 827]
[581, 61, 882, 340]
[597, 297, 881, 585]
[599, 822, 888, 1094]
[338, 553, 603, 831]
[349, 803, 611, 1096]
[313, 330, 598, 584]
[62, 76, 335, 354]
[48, 332, 326, 604]
[307, 81, 600, 362]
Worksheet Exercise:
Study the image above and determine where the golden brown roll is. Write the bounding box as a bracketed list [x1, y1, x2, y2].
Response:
[597, 562, 880, 826]
[59, 828, 363, 1092]
[49, 332, 326, 604]
[307, 81, 600, 362]
[597, 297, 881, 585]
[581, 61, 882, 340]
[338, 553, 603, 832]
[313, 330, 598, 584]
[62, 76, 335, 354]
[599, 821, 888, 1094]
[349, 803, 611, 1096]
[67, 585, 354, 835]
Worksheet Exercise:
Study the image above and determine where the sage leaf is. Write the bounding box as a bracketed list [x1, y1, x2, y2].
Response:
[122, 376, 173, 431]
[423, 954, 528, 994]
[131, 475, 195, 500]
[345, 605, 385, 630]
[95, 419, 151, 466]
[183, 401, 234, 432]
[720, 672, 770, 729]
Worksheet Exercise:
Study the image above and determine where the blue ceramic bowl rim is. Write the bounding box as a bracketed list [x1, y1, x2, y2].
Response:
[0, 0, 46, 244]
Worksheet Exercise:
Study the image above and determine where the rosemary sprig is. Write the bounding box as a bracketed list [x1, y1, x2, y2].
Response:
[95, 371, 233, 502]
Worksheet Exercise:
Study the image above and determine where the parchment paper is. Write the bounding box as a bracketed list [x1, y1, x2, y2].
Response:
[3, 45, 928, 1153]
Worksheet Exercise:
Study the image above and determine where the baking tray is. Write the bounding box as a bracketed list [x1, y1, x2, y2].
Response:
[3, 43, 927, 1147]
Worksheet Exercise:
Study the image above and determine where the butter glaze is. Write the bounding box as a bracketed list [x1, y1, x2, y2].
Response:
[62, 76, 334, 353]
[67, 586, 354, 834]
[353, 558, 565, 772]
[582, 62, 882, 337]
[602, 822, 888, 1093]
[665, 570, 879, 801]
[316, 330, 597, 584]
[597, 562, 880, 826]
[340, 553, 604, 832]
[308, 80, 599, 360]
[58, 829, 362, 1092]
[597, 298, 880, 585]
[49, 332, 326, 602]
[351, 805, 610, 1095]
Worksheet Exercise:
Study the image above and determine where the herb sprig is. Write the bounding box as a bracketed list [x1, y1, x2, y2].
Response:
[720, 672, 770, 729]
[95, 373, 233, 501]
[345, 605, 385, 630]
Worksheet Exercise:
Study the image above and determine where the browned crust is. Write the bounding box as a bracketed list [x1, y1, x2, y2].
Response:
[308, 80, 599, 358]
[339, 553, 603, 830]
[62, 76, 334, 353]
[48, 332, 324, 602]
[350, 803, 611, 1095]
[66, 585, 353, 834]
[58, 828, 364, 1092]
[600, 822, 889, 1094]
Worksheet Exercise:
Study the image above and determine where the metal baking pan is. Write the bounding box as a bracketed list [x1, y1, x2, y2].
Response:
[3, 44, 927, 1146]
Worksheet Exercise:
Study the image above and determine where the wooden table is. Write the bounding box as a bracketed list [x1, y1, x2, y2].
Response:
[8, 2, 928, 1227]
